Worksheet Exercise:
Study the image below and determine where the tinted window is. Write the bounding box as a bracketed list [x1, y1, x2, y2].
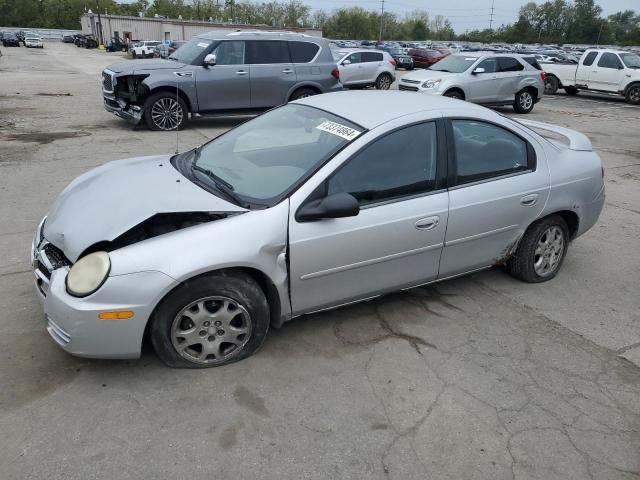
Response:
[327, 123, 438, 205]
[362, 51, 383, 62]
[246, 40, 290, 64]
[289, 41, 319, 63]
[213, 41, 245, 65]
[452, 120, 529, 185]
[346, 52, 362, 64]
[477, 58, 498, 73]
[597, 52, 623, 69]
[522, 57, 542, 70]
[498, 57, 524, 72]
[582, 51, 598, 66]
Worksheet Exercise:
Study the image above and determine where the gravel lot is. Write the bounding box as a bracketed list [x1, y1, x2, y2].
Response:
[1, 42, 639, 479]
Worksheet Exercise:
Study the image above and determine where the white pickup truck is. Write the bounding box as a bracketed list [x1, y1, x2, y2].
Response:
[542, 49, 640, 105]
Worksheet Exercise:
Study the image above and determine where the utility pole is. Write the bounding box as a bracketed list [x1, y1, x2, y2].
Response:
[379, 0, 385, 42]
[489, 0, 495, 31]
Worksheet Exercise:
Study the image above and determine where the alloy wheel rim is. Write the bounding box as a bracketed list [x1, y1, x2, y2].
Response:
[170, 296, 252, 365]
[151, 97, 183, 130]
[533, 226, 565, 277]
[379, 76, 391, 89]
[630, 87, 640, 103]
[520, 92, 533, 110]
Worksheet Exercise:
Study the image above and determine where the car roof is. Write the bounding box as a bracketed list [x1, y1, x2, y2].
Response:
[198, 30, 318, 41]
[295, 91, 489, 129]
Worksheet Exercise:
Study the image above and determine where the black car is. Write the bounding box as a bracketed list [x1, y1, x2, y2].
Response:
[62, 34, 75, 43]
[2, 34, 21, 47]
[387, 48, 414, 70]
[76, 34, 98, 49]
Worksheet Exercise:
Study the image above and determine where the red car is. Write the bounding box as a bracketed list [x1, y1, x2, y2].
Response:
[408, 48, 450, 68]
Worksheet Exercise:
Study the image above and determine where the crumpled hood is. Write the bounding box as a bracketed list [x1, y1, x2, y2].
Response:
[107, 59, 187, 74]
[401, 69, 457, 82]
[43, 155, 246, 262]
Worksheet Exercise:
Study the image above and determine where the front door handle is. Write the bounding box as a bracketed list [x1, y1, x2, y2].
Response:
[236, 70, 248, 76]
[282, 69, 294, 74]
[520, 194, 539, 206]
[415, 216, 440, 231]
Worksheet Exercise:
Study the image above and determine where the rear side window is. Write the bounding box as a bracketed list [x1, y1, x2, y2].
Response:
[362, 52, 383, 62]
[522, 57, 542, 70]
[498, 57, 524, 72]
[246, 40, 290, 64]
[289, 41, 319, 63]
[597, 52, 623, 69]
[452, 120, 530, 185]
[582, 51, 598, 66]
[327, 122, 438, 205]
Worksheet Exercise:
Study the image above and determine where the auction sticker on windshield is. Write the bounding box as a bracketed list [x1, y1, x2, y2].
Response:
[316, 121, 361, 141]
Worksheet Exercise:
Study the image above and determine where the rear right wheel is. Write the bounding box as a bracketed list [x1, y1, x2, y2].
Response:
[375, 73, 392, 90]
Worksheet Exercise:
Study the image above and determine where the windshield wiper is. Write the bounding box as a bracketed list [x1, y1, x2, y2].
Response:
[192, 163, 247, 208]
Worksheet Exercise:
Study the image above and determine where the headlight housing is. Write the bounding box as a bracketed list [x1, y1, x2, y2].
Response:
[66, 251, 111, 297]
[422, 79, 442, 89]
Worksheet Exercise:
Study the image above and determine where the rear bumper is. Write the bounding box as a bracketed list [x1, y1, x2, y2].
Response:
[575, 183, 605, 239]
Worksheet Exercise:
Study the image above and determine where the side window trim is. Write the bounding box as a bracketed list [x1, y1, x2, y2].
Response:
[444, 117, 537, 189]
[300, 119, 446, 212]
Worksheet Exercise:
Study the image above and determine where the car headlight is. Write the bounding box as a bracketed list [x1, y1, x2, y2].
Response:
[422, 79, 442, 88]
[66, 251, 111, 297]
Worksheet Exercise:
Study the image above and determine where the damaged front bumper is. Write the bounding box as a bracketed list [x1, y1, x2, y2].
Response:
[103, 93, 143, 125]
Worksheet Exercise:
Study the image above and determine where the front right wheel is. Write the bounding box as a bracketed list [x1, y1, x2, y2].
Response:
[507, 215, 570, 283]
[151, 272, 270, 368]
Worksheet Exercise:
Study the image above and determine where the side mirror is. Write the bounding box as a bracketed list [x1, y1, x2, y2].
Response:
[204, 53, 216, 67]
[472, 67, 486, 74]
[297, 192, 360, 222]
[342, 59, 351, 66]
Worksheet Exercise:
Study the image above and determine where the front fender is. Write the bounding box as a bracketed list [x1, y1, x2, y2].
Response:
[143, 72, 198, 110]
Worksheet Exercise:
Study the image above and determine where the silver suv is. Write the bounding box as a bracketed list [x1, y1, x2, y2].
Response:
[102, 31, 343, 130]
[399, 53, 545, 113]
[332, 49, 396, 90]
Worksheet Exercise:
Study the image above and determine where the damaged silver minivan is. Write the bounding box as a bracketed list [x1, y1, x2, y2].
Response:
[33, 91, 604, 368]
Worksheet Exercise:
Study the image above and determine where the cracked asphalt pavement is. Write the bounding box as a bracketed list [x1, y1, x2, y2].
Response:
[1, 42, 639, 479]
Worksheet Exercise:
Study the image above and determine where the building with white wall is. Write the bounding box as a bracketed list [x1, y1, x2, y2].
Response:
[80, 13, 322, 45]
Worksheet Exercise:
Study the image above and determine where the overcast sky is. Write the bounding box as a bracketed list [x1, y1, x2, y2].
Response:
[306, 0, 639, 32]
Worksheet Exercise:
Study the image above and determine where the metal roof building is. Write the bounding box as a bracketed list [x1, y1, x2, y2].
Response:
[80, 13, 322, 44]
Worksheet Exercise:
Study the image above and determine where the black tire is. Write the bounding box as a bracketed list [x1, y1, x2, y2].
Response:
[544, 75, 559, 95]
[564, 86, 579, 95]
[625, 83, 640, 105]
[444, 89, 464, 100]
[150, 271, 270, 368]
[513, 89, 536, 114]
[131, 51, 136, 58]
[144, 91, 188, 131]
[289, 87, 318, 101]
[507, 215, 570, 283]
[375, 73, 393, 90]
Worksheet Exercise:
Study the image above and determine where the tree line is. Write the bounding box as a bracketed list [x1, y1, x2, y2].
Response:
[1, 0, 638, 45]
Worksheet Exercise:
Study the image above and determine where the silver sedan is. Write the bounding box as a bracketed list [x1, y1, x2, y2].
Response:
[32, 91, 605, 368]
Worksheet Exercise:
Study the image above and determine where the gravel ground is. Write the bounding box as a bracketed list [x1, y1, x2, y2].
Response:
[1, 42, 639, 480]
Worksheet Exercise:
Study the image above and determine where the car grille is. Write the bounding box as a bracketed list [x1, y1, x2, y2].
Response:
[44, 243, 71, 269]
[399, 85, 419, 92]
[47, 316, 71, 346]
[102, 71, 114, 92]
[104, 97, 120, 108]
[402, 79, 420, 84]
[33, 241, 72, 297]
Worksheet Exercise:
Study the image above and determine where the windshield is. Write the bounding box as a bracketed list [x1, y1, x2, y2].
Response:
[332, 50, 349, 62]
[169, 37, 214, 64]
[191, 104, 363, 205]
[429, 55, 476, 73]
[389, 49, 403, 55]
[620, 53, 640, 68]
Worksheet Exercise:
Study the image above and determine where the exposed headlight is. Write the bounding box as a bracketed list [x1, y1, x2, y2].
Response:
[66, 251, 110, 297]
[422, 79, 442, 88]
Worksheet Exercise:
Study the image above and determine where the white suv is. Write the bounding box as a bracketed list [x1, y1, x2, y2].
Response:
[332, 49, 396, 90]
[132, 41, 161, 58]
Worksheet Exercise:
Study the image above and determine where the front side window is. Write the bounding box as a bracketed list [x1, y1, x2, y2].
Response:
[327, 122, 438, 205]
[452, 120, 529, 185]
[246, 40, 290, 64]
[346, 52, 362, 64]
[498, 57, 524, 72]
[597, 52, 623, 69]
[213, 41, 245, 65]
[477, 58, 498, 73]
[582, 51, 598, 66]
[191, 104, 363, 203]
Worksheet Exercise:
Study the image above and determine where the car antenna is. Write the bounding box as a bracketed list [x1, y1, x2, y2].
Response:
[175, 80, 180, 154]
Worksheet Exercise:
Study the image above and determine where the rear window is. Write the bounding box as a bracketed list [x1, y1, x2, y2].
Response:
[582, 51, 598, 66]
[247, 40, 290, 64]
[289, 41, 319, 63]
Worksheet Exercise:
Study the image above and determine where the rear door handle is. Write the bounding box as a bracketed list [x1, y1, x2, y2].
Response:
[415, 216, 440, 231]
[282, 69, 294, 74]
[520, 194, 539, 206]
[236, 70, 248, 76]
